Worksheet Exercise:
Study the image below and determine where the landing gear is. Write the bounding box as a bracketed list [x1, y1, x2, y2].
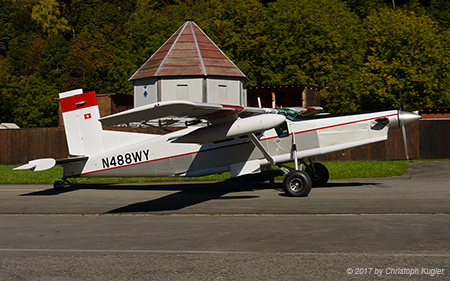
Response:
[283, 170, 312, 197]
[278, 158, 329, 196]
[53, 179, 72, 191]
[246, 130, 329, 196]
[305, 162, 329, 187]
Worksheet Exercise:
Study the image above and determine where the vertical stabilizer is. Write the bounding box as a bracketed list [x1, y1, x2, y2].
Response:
[60, 89, 103, 156]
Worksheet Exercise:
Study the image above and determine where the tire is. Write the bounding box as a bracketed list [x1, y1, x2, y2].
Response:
[307, 162, 329, 187]
[282, 170, 312, 197]
[53, 180, 65, 191]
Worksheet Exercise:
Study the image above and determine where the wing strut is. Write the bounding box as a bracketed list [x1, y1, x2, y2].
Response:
[247, 133, 275, 165]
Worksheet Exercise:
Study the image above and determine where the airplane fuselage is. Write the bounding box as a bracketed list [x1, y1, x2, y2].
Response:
[63, 110, 399, 179]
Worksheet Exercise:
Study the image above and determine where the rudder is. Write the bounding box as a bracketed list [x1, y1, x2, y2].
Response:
[60, 89, 103, 156]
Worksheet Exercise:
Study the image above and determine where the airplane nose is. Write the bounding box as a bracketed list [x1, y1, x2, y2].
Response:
[398, 111, 422, 126]
[386, 111, 421, 129]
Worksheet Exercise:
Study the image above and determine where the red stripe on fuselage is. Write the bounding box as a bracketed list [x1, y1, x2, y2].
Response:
[80, 112, 396, 176]
[294, 113, 397, 135]
[60, 91, 98, 113]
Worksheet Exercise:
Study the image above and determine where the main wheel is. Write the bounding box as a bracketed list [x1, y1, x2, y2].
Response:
[282, 170, 312, 197]
[307, 162, 329, 187]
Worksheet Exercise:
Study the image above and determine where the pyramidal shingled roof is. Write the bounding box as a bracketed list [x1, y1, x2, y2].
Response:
[129, 21, 246, 81]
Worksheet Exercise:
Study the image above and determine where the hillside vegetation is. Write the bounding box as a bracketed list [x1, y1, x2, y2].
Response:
[1, 0, 449, 127]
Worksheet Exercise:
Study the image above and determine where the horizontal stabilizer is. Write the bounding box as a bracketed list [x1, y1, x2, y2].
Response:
[14, 156, 89, 172]
[14, 158, 56, 171]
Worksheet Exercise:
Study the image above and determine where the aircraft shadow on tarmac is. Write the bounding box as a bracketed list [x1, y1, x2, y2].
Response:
[21, 181, 267, 213]
[20, 179, 379, 213]
[108, 182, 263, 213]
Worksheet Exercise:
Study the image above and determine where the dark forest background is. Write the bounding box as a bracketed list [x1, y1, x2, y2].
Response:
[1, 0, 449, 127]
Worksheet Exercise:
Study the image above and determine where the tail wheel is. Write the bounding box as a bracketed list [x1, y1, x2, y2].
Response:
[53, 179, 71, 191]
[307, 162, 329, 187]
[283, 170, 312, 197]
[53, 181, 65, 191]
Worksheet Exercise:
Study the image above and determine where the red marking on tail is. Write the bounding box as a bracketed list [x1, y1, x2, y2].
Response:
[60, 91, 97, 113]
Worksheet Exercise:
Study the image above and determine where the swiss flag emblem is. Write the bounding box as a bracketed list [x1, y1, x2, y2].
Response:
[84, 113, 92, 119]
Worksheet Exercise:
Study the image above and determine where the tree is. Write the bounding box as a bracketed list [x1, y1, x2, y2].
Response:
[342, 0, 388, 18]
[6, 1, 40, 76]
[124, 1, 184, 65]
[0, 75, 59, 127]
[41, 33, 70, 87]
[0, 55, 12, 122]
[64, 28, 115, 92]
[24, 37, 47, 76]
[105, 52, 136, 94]
[0, 0, 19, 56]
[253, 0, 366, 112]
[359, 8, 450, 110]
[31, 0, 71, 37]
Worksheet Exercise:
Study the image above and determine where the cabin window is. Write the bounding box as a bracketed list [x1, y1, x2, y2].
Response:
[275, 121, 289, 138]
[275, 108, 300, 121]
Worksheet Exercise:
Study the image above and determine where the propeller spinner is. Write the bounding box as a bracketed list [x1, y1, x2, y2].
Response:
[386, 111, 421, 160]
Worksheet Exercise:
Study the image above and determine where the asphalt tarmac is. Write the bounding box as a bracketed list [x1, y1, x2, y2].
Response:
[0, 161, 449, 280]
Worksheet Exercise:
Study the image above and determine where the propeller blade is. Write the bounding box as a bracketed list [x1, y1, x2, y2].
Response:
[400, 116, 409, 161]
[396, 110, 421, 161]
[398, 89, 409, 160]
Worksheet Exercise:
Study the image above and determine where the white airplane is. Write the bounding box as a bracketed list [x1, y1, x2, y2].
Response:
[15, 89, 421, 197]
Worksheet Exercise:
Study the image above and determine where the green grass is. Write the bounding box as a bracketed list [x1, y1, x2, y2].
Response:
[1, 165, 231, 185]
[0, 160, 428, 184]
[316, 160, 410, 179]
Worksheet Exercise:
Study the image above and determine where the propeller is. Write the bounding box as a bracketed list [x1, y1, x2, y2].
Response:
[399, 89, 410, 161]
[396, 89, 421, 161]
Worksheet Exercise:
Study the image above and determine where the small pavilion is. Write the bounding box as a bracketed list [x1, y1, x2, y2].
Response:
[130, 21, 247, 107]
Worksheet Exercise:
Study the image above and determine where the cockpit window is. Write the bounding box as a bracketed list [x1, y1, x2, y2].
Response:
[275, 108, 300, 121]
[275, 121, 289, 138]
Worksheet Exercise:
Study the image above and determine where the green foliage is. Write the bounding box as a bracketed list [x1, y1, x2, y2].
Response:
[64, 28, 115, 92]
[0, 75, 59, 127]
[0, 0, 19, 56]
[343, 0, 387, 18]
[317, 160, 410, 179]
[31, 0, 71, 37]
[1, 0, 450, 126]
[359, 8, 450, 110]
[262, 0, 364, 86]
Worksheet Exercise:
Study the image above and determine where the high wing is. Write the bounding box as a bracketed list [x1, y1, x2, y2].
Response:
[291, 106, 323, 116]
[275, 107, 323, 120]
[100, 100, 276, 127]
